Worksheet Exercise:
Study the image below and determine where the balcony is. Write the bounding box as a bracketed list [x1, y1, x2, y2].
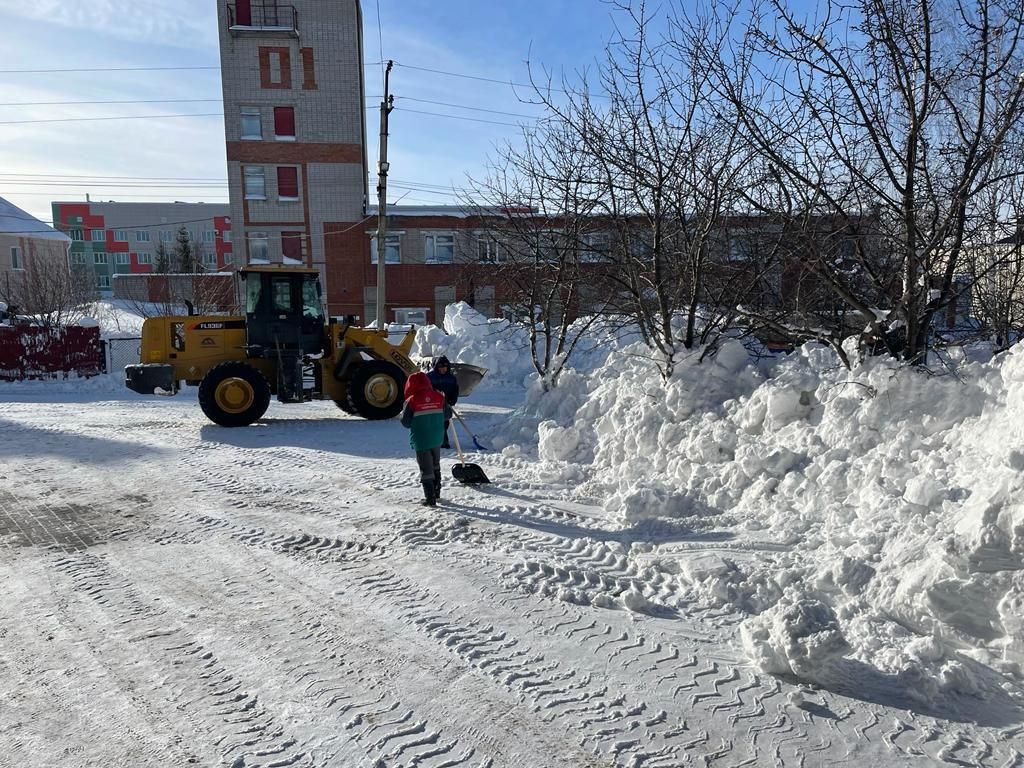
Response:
[227, 2, 299, 37]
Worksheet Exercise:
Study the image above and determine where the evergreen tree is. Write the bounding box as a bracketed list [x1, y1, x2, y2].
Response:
[173, 226, 196, 272]
[154, 242, 170, 273]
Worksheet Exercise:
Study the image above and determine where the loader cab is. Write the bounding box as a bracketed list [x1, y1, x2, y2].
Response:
[242, 266, 326, 357]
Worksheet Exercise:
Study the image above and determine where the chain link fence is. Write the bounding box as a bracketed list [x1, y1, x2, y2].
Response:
[103, 337, 142, 374]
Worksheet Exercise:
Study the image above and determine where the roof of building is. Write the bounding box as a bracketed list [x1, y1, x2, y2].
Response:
[0, 196, 70, 242]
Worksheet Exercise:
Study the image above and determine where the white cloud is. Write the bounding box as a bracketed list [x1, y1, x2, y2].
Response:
[0, 0, 216, 48]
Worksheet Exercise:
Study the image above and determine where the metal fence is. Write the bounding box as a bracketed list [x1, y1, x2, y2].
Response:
[103, 337, 142, 375]
[0, 326, 104, 381]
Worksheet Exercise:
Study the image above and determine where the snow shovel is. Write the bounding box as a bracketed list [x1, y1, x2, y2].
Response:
[451, 408, 489, 451]
[451, 418, 490, 485]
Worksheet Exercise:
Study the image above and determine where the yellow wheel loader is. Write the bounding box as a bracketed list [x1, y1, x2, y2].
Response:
[125, 265, 418, 427]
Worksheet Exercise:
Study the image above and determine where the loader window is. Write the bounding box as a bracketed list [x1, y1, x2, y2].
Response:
[245, 274, 262, 314]
[171, 322, 185, 351]
[302, 277, 322, 319]
[271, 277, 294, 313]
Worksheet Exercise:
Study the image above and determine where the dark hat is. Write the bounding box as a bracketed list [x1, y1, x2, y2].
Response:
[434, 355, 451, 369]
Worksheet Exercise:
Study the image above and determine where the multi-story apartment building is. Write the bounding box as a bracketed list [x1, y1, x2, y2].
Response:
[216, 0, 368, 293]
[216, 1, 506, 325]
[51, 201, 233, 293]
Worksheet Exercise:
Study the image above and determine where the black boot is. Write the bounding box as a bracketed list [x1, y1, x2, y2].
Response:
[420, 480, 436, 507]
[434, 479, 442, 501]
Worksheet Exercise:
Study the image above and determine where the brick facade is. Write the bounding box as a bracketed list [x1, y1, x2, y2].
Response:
[217, 0, 368, 295]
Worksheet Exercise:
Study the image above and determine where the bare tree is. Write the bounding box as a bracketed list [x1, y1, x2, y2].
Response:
[0, 258, 96, 328]
[966, 168, 1024, 349]
[464, 118, 616, 389]
[483, 1, 770, 379]
[714, 0, 1024, 362]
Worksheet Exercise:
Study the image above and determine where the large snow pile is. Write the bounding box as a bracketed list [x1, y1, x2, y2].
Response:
[451, 323, 1024, 700]
[413, 301, 646, 389]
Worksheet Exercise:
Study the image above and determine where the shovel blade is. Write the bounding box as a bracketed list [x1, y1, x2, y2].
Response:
[452, 462, 490, 484]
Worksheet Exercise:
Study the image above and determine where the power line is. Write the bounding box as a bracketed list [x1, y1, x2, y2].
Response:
[394, 107, 522, 128]
[0, 98, 222, 107]
[0, 66, 221, 74]
[0, 113, 223, 126]
[0, 63, 384, 74]
[1, 173, 229, 181]
[393, 62, 587, 97]
[396, 96, 537, 119]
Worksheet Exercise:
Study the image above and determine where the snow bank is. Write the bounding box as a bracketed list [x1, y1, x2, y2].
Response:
[476, 329, 1024, 698]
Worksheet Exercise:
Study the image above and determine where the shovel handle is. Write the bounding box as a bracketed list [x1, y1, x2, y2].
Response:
[450, 415, 468, 466]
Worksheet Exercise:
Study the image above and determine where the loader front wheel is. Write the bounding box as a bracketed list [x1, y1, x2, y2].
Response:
[346, 361, 406, 420]
[198, 362, 271, 427]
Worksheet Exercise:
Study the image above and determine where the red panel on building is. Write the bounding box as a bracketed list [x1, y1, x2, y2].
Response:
[274, 106, 295, 138]
[236, 0, 252, 25]
[282, 231, 303, 261]
[277, 167, 299, 199]
[215, 215, 233, 269]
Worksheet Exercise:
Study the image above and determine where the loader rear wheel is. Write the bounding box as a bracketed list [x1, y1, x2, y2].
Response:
[198, 362, 271, 427]
[346, 361, 406, 420]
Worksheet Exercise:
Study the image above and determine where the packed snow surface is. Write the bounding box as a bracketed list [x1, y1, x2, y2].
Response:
[1, 300, 1022, 766]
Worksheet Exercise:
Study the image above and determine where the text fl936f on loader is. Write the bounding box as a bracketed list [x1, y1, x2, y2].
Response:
[125, 265, 419, 427]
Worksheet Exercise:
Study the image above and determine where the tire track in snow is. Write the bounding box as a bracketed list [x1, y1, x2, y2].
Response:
[49, 552, 308, 767]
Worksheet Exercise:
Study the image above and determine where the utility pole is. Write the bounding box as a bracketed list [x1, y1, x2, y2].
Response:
[374, 60, 395, 330]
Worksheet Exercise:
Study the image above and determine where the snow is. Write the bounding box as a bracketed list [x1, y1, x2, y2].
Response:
[1, 302, 1023, 765]
[0, 195, 71, 241]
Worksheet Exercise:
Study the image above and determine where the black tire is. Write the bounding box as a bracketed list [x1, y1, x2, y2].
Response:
[346, 360, 406, 420]
[198, 361, 271, 427]
[333, 396, 356, 415]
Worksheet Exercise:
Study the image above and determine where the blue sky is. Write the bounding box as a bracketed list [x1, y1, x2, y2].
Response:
[0, 0, 626, 223]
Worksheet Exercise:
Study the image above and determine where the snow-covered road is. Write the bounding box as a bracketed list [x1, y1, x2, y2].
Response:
[0, 387, 1020, 767]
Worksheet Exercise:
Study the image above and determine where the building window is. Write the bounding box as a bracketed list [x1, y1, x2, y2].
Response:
[477, 236, 504, 263]
[91, 230, 106, 242]
[223, 230, 233, 243]
[244, 166, 266, 199]
[137, 253, 153, 265]
[10, 246, 22, 270]
[370, 234, 401, 264]
[424, 233, 455, 264]
[98, 275, 110, 288]
[240, 106, 262, 139]
[395, 308, 428, 326]
[203, 230, 215, 243]
[68, 228, 83, 241]
[160, 230, 173, 242]
[71, 252, 86, 264]
[728, 236, 754, 261]
[249, 232, 269, 262]
[115, 252, 130, 265]
[274, 106, 296, 140]
[277, 166, 299, 200]
[224, 252, 234, 265]
[581, 232, 610, 263]
[114, 230, 129, 242]
[93, 252, 108, 265]
[203, 253, 217, 267]
[135, 231, 151, 242]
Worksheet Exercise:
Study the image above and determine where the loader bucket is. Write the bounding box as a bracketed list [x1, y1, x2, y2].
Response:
[451, 363, 487, 396]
